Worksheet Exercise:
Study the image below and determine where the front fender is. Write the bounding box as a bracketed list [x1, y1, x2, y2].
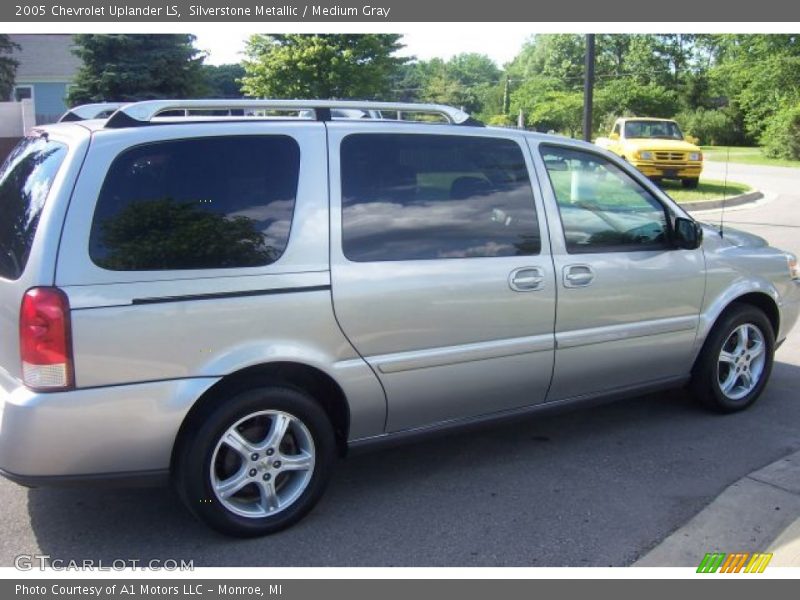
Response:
[693, 277, 781, 360]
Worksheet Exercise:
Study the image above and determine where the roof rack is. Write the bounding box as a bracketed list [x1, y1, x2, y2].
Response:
[59, 103, 129, 122]
[103, 99, 482, 129]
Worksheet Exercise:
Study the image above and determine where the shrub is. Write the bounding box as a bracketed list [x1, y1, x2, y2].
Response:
[761, 103, 800, 160]
[596, 79, 679, 120]
[674, 108, 741, 146]
[485, 114, 515, 127]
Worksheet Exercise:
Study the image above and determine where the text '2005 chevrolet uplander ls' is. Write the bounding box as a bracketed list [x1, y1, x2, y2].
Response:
[0, 100, 798, 537]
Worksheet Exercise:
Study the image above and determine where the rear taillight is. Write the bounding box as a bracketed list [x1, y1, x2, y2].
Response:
[19, 287, 74, 391]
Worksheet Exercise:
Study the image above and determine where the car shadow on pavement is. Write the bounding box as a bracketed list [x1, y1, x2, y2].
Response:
[21, 358, 800, 567]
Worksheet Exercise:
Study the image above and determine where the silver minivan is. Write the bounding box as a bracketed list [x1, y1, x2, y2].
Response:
[1, 100, 798, 537]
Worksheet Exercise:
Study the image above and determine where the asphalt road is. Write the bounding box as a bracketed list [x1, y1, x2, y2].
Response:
[2, 161, 800, 568]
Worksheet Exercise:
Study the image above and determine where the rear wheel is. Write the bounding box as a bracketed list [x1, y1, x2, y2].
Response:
[682, 178, 700, 189]
[690, 305, 775, 413]
[174, 385, 335, 537]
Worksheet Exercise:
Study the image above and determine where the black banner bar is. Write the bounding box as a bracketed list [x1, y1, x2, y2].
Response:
[3, 0, 800, 22]
[3, 579, 799, 600]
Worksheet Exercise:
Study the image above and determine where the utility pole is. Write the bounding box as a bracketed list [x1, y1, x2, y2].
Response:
[503, 75, 510, 115]
[583, 33, 595, 142]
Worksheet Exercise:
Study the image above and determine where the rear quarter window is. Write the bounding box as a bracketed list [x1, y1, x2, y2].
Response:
[89, 135, 300, 271]
[0, 137, 67, 280]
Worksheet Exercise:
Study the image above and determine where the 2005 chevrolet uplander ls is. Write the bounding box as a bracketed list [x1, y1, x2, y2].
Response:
[1, 100, 798, 537]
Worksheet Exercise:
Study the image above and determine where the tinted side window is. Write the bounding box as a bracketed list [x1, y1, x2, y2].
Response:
[541, 145, 669, 254]
[340, 134, 540, 262]
[0, 137, 67, 280]
[90, 136, 299, 271]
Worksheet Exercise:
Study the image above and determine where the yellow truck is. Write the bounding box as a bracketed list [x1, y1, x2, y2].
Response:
[596, 117, 703, 188]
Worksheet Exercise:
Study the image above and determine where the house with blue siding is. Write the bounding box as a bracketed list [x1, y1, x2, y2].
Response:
[8, 35, 81, 125]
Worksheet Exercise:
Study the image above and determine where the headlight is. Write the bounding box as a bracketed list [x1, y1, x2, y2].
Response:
[638, 151, 653, 160]
[788, 253, 800, 281]
[689, 152, 702, 161]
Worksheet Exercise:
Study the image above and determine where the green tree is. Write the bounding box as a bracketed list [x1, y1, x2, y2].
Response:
[202, 63, 245, 98]
[412, 53, 502, 115]
[241, 34, 407, 99]
[506, 34, 586, 85]
[596, 78, 679, 119]
[67, 34, 206, 105]
[513, 88, 584, 136]
[761, 103, 800, 160]
[709, 35, 800, 140]
[0, 35, 19, 100]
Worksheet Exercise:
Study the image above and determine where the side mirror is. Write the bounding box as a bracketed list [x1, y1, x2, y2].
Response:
[674, 217, 703, 250]
[609, 132, 620, 141]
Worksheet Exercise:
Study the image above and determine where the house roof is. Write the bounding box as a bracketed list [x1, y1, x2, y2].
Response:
[9, 34, 81, 80]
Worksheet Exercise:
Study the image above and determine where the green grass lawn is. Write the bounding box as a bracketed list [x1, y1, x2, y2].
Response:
[659, 178, 751, 203]
[548, 170, 750, 205]
[701, 146, 800, 168]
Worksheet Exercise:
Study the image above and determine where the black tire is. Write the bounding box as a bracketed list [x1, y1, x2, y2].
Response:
[690, 304, 775, 413]
[173, 385, 336, 537]
[682, 178, 700, 189]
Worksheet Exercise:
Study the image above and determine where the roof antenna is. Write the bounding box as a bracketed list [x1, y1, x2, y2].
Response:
[719, 145, 731, 238]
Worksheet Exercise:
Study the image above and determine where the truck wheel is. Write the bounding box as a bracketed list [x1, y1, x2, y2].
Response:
[690, 305, 775, 413]
[174, 385, 336, 537]
[682, 178, 700, 189]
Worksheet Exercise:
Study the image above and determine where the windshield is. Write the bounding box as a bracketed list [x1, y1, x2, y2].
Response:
[624, 120, 684, 140]
[0, 136, 67, 280]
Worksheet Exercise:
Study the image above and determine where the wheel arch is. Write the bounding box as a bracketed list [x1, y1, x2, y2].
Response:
[693, 291, 780, 372]
[171, 361, 351, 470]
[728, 292, 780, 335]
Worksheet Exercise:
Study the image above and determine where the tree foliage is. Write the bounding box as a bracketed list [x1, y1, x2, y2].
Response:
[761, 103, 800, 160]
[202, 63, 245, 98]
[241, 34, 407, 99]
[0, 34, 19, 100]
[57, 33, 800, 150]
[707, 35, 800, 141]
[67, 34, 206, 104]
[401, 53, 503, 115]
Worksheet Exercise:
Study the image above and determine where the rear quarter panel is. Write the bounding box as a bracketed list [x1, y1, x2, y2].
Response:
[0, 126, 90, 383]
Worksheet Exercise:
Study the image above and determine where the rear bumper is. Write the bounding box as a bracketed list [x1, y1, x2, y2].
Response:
[632, 161, 703, 179]
[0, 376, 218, 483]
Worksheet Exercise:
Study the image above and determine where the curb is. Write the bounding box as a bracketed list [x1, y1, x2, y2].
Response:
[679, 190, 763, 212]
[634, 449, 800, 567]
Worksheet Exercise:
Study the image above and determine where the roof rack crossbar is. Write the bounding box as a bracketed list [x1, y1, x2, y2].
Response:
[59, 102, 129, 122]
[103, 99, 477, 128]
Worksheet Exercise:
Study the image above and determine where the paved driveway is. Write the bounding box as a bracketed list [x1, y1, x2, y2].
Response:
[697, 161, 800, 255]
[1, 161, 799, 568]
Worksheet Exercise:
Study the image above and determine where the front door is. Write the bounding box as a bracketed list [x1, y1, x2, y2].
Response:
[533, 143, 705, 401]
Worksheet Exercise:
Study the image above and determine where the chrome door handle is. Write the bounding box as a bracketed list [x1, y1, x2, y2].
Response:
[509, 267, 545, 292]
[563, 265, 595, 288]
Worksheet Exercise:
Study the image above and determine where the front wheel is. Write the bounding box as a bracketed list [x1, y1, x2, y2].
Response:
[173, 385, 336, 537]
[690, 305, 775, 413]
